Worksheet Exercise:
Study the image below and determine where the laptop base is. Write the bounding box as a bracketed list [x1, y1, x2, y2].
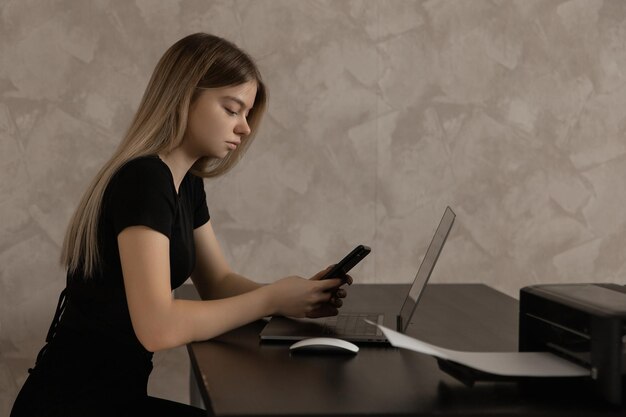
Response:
[259, 313, 387, 344]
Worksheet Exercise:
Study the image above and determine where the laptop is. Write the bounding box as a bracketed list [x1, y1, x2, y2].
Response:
[259, 206, 456, 344]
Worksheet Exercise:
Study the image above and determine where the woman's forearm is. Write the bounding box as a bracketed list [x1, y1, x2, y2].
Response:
[194, 271, 265, 300]
[149, 285, 275, 351]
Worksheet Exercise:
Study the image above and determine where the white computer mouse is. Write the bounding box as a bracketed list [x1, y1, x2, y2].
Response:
[289, 337, 359, 354]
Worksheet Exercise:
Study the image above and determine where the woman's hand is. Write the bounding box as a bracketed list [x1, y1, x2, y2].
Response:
[309, 265, 352, 312]
[267, 266, 351, 319]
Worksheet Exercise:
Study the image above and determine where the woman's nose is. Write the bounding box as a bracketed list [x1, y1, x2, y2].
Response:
[235, 118, 251, 136]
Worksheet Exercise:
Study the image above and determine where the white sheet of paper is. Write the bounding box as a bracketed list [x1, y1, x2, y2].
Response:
[365, 320, 590, 378]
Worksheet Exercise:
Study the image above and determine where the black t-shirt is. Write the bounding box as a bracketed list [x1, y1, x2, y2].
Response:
[61, 155, 210, 354]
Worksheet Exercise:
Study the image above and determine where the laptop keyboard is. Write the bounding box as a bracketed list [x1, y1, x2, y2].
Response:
[322, 313, 383, 336]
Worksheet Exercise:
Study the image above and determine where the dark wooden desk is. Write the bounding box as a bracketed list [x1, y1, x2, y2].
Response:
[187, 284, 623, 416]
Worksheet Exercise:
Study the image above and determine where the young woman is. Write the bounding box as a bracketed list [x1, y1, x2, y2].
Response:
[11, 33, 350, 417]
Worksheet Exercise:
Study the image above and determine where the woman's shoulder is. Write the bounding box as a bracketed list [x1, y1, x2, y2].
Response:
[107, 155, 173, 196]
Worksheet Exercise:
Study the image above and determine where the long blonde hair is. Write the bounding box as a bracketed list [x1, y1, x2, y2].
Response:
[61, 33, 268, 278]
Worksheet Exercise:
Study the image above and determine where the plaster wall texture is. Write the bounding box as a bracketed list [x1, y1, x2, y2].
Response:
[2, 0, 626, 410]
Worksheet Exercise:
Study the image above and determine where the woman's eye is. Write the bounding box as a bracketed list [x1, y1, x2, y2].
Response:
[224, 107, 238, 116]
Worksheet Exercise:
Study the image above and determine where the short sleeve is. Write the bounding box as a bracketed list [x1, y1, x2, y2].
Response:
[108, 158, 177, 239]
[193, 175, 210, 229]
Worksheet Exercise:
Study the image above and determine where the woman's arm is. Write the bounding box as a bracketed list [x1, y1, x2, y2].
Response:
[190, 221, 350, 304]
[190, 221, 263, 300]
[118, 225, 343, 352]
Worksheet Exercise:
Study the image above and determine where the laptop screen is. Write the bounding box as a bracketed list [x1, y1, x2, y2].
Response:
[397, 206, 456, 332]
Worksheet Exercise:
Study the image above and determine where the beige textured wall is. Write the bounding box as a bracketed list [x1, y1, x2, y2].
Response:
[3, 0, 626, 411]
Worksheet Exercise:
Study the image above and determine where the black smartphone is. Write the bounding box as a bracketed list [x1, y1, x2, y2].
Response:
[321, 245, 371, 281]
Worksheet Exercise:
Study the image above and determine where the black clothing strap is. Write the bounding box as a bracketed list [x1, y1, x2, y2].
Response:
[46, 287, 68, 343]
[29, 287, 68, 373]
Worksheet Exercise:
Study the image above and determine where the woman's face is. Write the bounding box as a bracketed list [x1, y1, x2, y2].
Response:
[184, 80, 257, 159]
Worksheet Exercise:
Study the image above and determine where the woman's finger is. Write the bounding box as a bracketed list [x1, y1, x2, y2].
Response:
[315, 290, 334, 304]
[309, 265, 334, 281]
[317, 278, 343, 291]
[331, 297, 343, 308]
